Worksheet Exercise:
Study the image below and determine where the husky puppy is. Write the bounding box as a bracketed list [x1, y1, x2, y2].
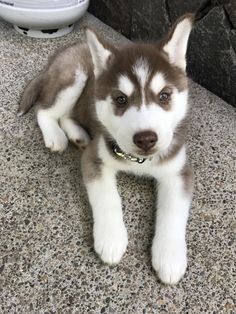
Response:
[19, 14, 194, 284]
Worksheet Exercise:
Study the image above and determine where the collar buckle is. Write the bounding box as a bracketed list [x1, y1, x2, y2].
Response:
[113, 145, 146, 164]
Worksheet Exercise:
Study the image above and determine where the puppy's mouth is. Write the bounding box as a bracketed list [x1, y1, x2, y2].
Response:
[135, 148, 157, 158]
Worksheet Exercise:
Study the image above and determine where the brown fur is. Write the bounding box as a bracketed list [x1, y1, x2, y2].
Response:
[18, 73, 44, 114]
[181, 162, 194, 195]
[19, 15, 193, 181]
[81, 136, 103, 183]
[95, 43, 187, 118]
[19, 44, 93, 113]
[38, 44, 92, 109]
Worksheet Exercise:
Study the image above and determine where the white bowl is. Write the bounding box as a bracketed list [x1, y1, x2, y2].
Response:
[0, 1, 89, 38]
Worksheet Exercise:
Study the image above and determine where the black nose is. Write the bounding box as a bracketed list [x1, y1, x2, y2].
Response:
[133, 131, 158, 151]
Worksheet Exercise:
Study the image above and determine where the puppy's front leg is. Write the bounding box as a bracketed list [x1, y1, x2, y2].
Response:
[152, 169, 193, 285]
[82, 152, 128, 264]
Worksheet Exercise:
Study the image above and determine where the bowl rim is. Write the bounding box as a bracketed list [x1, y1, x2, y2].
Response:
[0, 0, 89, 12]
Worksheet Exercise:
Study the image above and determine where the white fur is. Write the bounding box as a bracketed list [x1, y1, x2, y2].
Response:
[89, 38, 191, 284]
[37, 111, 68, 152]
[118, 75, 134, 96]
[95, 90, 188, 158]
[171, 90, 189, 128]
[151, 174, 191, 284]
[132, 58, 150, 103]
[60, 117, 90, 146]
[133, 58, 150, 88]
[163, 18, 193, 70]
[30, 24, 193, 285]
[85, 166, 128, 264]
[150, 73, 166, 95]
[86, 29, 111, 77]
[92, 136, 191, 283]
[37, 67, 87, 152]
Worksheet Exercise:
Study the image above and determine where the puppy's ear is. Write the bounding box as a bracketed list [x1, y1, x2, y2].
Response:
[162, 14, 194, 71]
[86, 28, 115, 77]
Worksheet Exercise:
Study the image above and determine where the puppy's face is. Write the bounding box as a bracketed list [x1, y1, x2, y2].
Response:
[87, 15, 193, 158]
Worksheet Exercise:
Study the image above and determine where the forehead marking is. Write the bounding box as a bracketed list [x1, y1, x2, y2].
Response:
[118, 75, 134, 96]
[132, 58, 150, 88]
[150, 73, 166, 94]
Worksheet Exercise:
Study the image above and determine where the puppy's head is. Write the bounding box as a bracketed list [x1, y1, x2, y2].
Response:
[86, 15, 194, 158]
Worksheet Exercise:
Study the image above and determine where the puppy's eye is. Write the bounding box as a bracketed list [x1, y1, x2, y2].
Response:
[116, 95, 127, 105]
[159, 91, 170, 102]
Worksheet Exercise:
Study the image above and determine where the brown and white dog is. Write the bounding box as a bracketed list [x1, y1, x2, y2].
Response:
[19, 14, 194, 284]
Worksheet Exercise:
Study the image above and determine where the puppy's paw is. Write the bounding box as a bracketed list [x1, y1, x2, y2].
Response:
[94, 222, 128, 265]
[73, 137, 90, 152]
[152, 237, 187, 285]
[44, 128, 68, 153]
[60, 118, 90, 151]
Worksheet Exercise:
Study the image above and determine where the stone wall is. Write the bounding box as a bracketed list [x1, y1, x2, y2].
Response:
[89, 0, 236, 107]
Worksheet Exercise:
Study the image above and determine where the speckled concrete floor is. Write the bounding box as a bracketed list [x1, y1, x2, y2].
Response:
[0, 13, 235, 314]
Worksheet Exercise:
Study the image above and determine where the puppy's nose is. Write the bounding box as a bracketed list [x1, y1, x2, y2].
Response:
[133, 131, 157, 151]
